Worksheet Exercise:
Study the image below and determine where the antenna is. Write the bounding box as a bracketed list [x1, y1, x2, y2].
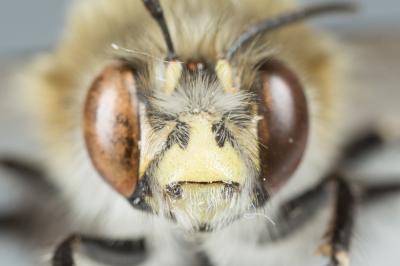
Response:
[226, 2, 356, 60]
[142, 0, 176, 60]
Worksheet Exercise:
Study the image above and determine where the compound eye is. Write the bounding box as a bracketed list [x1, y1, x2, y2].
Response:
[84, 64, 140, 197]
[257, 61, 309, 193]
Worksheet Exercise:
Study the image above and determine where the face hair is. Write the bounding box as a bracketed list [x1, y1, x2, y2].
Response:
[226, 1, 357, 60]
[142, 0, 176, 60]
[165, 121, 190, 150]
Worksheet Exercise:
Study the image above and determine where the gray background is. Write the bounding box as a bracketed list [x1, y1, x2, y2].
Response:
[0, 1, 399, 266]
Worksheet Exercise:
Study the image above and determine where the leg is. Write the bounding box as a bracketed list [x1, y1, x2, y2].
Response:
[52, 235, 79, 266]
[362, 183, 400, 201]
[52, 234, 146, 266]
[0, 157, 55, 232]
[339, 130, 400, 201]
[196, 251, 214, 266]
[341, 131, 384, 163]
[317, 129, 400, 265]
[0, 157, 45, 179]
[267, 178, 333, 241]
[319, 177, 355, 266]
[0, 156, 54, 191]
[339, 128, 400, 200]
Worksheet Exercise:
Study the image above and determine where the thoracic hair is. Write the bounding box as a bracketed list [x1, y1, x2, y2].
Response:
[21, 0, 346, 234]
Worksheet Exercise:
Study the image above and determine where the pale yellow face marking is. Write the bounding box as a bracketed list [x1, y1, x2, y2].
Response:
[164, 61, 183, 95]
[155, 114, 245, 187]
[216, 59, 237, 94]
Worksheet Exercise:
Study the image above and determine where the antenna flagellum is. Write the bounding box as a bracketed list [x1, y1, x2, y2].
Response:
[226, 2, 357, 60]
[143, 0, 176, 60]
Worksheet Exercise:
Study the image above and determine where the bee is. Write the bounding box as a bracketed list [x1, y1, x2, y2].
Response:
[4, 0, 398, 265]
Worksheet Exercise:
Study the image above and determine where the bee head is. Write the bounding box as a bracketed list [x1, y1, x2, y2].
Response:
[83, 0, 355, 231]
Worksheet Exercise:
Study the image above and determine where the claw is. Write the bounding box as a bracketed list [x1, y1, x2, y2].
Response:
[317, 243, 332, 257]
[317, 243, 351, 266]
[334, 251, 350, 266]
[322, 249, 350, 266]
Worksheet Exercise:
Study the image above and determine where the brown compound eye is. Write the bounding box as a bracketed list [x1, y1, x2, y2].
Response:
[84, 63, 140, 197]
[257, 61, 309, 194]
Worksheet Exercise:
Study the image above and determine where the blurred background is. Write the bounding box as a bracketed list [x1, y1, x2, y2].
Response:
[0, 0, 399, 265]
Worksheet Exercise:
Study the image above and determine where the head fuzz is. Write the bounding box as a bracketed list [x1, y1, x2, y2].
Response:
[161, 59, 238, 96]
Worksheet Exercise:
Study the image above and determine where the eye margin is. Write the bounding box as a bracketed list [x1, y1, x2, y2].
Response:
[255, 59, 309, 194]
[83, 62, 141, 198]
